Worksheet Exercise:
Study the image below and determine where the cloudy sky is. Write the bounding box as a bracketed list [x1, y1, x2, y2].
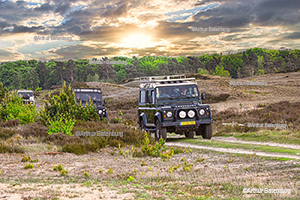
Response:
[0, 0, 299, 61]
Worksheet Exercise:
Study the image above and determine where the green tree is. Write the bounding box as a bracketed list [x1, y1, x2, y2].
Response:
[36, 61, 48, 88]
[40, 83, 99, 128]
[22, 69, 40, 90]
[65, 59, 76, 83]
[213, 65, 231, 77]
[0, 82, 8, 103]
[11, 72, 21, 90]
[197, 68, 209, 75]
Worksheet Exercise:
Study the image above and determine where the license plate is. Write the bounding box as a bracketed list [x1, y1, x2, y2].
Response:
[180, 121, 195, 126]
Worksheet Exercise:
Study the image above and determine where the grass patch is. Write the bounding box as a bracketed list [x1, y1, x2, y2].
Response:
[24, 164, 33, 169]
[215, 130, 300, 145]
[176, 138, 300, 157]
[21, 155, 38, 163]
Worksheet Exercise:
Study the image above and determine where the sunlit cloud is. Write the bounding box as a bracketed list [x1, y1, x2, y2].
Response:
[0, 0, 299, 61]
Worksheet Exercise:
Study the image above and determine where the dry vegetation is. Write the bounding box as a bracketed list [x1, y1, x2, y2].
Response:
[1, 72, 300, 199]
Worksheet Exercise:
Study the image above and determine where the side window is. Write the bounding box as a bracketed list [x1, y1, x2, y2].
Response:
[146, 90, 152, 103]
[192, 86, 198, 96]
[140, 90, 145, 103]
[151, 90, 155, 103]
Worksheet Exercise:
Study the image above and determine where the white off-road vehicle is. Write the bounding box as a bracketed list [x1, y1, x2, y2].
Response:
[17, 90, 35, 104]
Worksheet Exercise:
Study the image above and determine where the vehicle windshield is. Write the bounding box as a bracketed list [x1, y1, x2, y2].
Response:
[18, 92, 33, 97]
[156, 85, 199, 101]
[75, 92, 102, 102]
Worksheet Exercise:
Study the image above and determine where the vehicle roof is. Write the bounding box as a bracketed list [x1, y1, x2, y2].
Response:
[72, 88, 102, 93]
[17, 90, 34, 92]
[140, 82, 197, 89]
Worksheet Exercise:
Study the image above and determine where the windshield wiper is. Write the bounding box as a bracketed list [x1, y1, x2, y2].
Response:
[177, 96, 197, 100]
[159, 97, 175, 100]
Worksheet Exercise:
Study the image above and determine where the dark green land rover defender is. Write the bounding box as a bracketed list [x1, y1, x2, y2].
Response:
[73, 88, 108, 120]
[138, 75, 213, 141]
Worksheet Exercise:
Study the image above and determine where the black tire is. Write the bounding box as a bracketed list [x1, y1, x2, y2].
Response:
[201, 124, 212, 139]
[195, 128, 201, 136]
[155, 120, 167, 142]
[185, 131, 195, 139]
[140, 121, 146, 132]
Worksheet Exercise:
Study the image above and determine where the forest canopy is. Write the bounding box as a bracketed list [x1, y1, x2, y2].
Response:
[1, 48, 300, 90]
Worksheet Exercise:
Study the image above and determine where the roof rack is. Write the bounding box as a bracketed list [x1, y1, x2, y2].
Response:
[72, 88, 102, 93]
[137, 75, 196, 89]
[136, 75, 195, 83]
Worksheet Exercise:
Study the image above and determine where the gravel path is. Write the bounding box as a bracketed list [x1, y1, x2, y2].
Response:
[213, 136, 300, 150]
[166, 142, 300, 160]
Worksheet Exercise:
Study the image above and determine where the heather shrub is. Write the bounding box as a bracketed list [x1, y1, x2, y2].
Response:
[0, 119, 20, 127]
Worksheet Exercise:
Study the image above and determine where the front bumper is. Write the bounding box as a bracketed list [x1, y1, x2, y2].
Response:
[22, 100, 35, 104]
[98, 112, 108, 119]
[161, 118, 213, 131]
[97, 107, 108, 119]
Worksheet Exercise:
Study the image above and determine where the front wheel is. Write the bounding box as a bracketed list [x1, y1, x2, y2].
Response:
[200, 124, 212, 139]
[155, 120, 167, 142]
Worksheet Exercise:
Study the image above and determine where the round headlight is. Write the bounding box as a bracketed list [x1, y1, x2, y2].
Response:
[166, 111, 172, 118]
[98, 110, 103, 115]
[179, 111, 186, 119]
[188, 110, 195, 118]
[199, 109, 205, 115]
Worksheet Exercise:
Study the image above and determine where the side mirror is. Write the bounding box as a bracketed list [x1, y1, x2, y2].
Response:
[201, 92, 206, 101]
[104, 99, 107, 104]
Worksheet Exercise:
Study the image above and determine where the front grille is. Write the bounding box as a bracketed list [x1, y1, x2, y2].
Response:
[176, 125, 198, 131]
[174, 104, 197, 108]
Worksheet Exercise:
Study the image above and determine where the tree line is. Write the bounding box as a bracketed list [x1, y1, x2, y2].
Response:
[1, 47, 300, 90]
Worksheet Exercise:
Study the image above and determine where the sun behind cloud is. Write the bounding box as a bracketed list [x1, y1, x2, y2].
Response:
[120, 33, 155, 48]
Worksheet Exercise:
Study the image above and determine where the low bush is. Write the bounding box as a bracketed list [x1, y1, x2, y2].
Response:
[0, 119, 20, 127]
[19, 123, 48, 138]
[206, 93, 230, 104]
[21, 155, 38, 163]
[62, 141, 100, 155]
[46, 113, 76, 136]
[118, 133, 175, 160]
[53, 164, 63, 171]
[214, 101, 300, 134]
[53, 164, 68, 176]
[24, 164, 33, 169]
[0, 91, 37, 124]
[0, 128, 16, 140]
[60, 121, 145, 154]
[0, 141, 24, 153]
[40, 83, 100, 135]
